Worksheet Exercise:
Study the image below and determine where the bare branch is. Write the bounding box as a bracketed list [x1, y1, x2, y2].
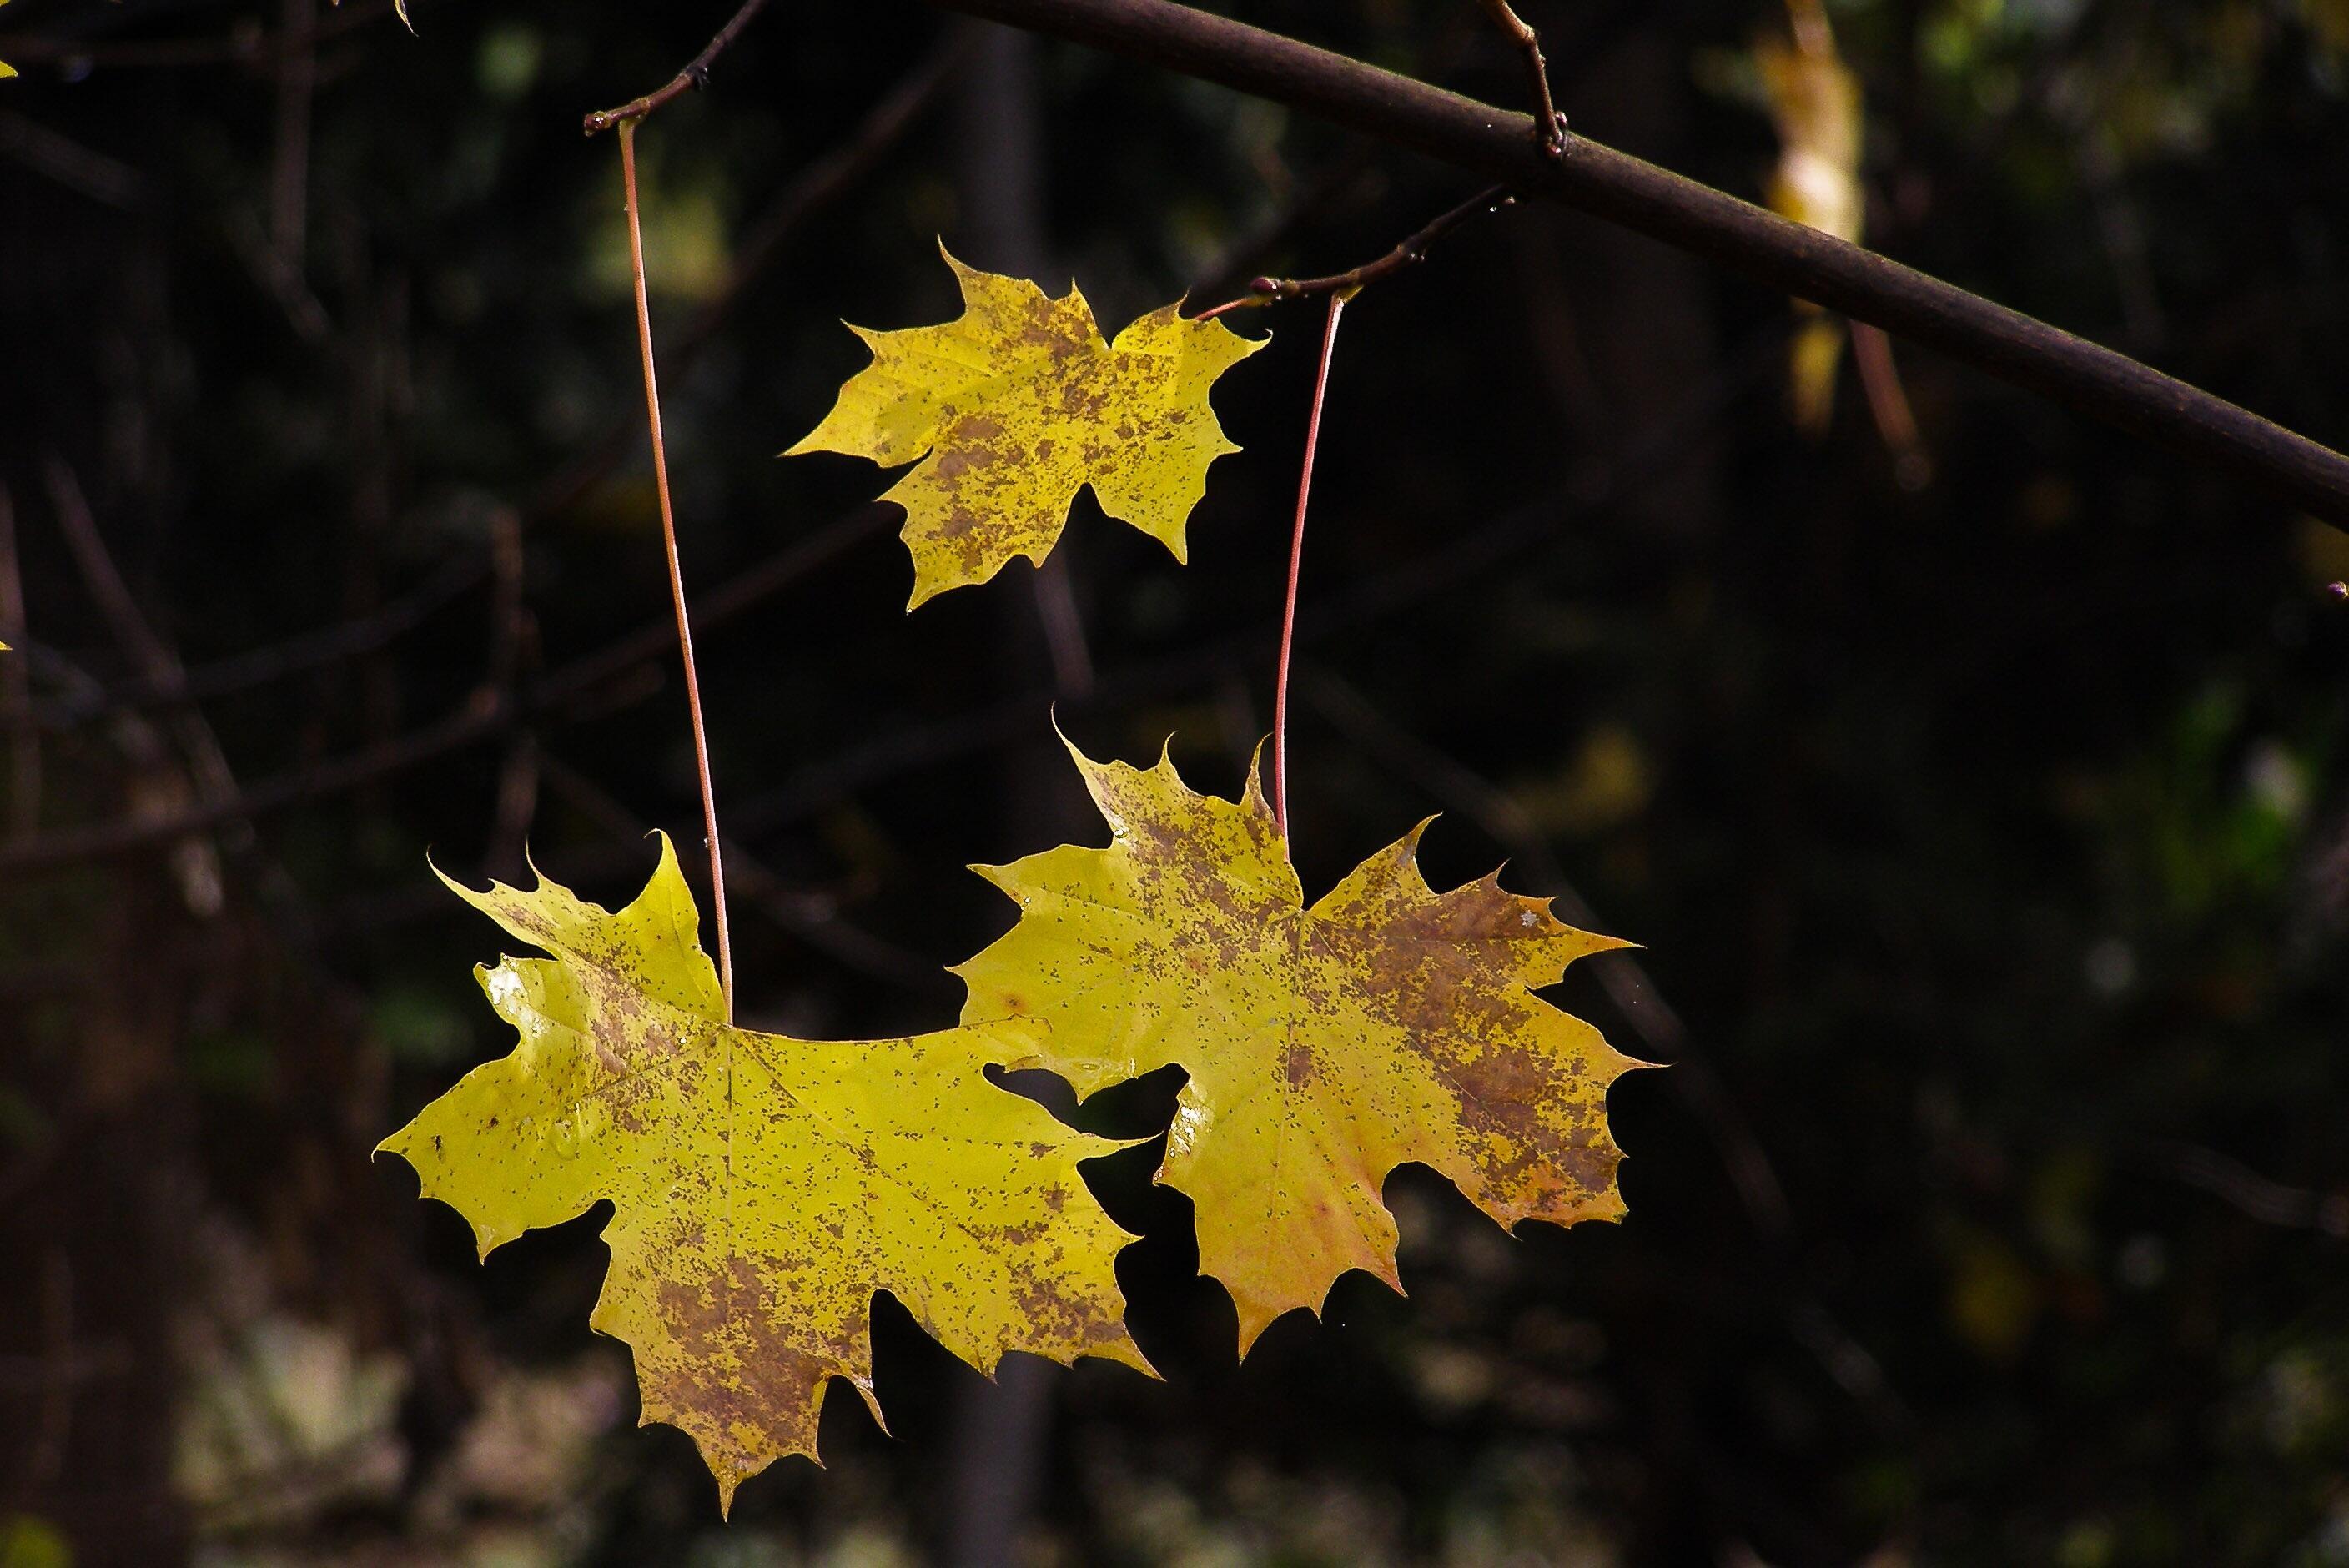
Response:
[583, 0, 775, 135]
[1198, 183, 1513, 318]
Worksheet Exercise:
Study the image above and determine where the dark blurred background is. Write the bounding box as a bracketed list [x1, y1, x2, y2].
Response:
[7, 0, 2349, 1561]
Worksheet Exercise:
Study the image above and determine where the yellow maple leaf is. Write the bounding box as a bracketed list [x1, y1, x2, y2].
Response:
[787, 245, 1265, 609]
[3, 0, 15, 80]
[955, 740, 1642, 1354]
[377, 836, 1148, 1509]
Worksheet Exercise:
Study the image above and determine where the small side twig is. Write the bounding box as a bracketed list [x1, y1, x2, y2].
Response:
[1475, 0, 1566, 156]
[1197, 184, 1514, 319]
[618, 120, 734, 1017]
[583, 0, 774, 135]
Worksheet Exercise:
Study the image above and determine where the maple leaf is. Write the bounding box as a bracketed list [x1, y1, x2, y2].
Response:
[786, 245, 1265, 609]
[377, 836, 1148, 1510]
[954, 739, 1643, 1354]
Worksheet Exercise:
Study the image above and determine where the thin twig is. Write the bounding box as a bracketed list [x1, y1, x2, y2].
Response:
[619, 121, 733, 1016]
[1185, 0, 1634, 308]
[1474, 0, 1567, 155]
[1197, 184, 1515, 319]
[1271, 294, 1347, 840]
[583, 0, 775, 135]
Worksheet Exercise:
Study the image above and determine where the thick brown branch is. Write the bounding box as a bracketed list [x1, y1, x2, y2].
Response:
[921, 0, 2349, 526]
[583, 0, 774, 135]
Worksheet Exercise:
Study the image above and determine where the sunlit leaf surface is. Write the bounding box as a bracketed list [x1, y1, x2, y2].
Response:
[788, 246, 1265, 607]
[958, 740, 1642, 1354]
[379, 837, 1147, 1509]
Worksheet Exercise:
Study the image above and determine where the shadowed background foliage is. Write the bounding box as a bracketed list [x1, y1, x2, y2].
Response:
[7, 0, 2349, 1561]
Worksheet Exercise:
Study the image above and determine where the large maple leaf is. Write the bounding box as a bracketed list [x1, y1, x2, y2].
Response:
[955, 740, 1642, 1354]
[377, 837, 1148, 1509]
[786, 245, 1265, 608]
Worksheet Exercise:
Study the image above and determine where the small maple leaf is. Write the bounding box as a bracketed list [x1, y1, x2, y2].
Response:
[786, 244, 1265, 609]
[956, 739, 1643, 1354]
[378, 837, 1148, 1510]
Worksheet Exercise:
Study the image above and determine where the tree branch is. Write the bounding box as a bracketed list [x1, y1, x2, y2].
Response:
[921, 0, 2349, 525]
[1197, 183, 1512, 318]
[583, 0, 775, 135]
